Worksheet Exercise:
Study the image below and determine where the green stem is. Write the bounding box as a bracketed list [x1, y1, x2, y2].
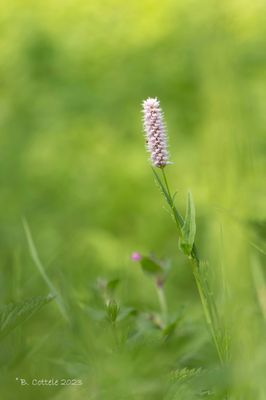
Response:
[111, 321, 119, 351]
[161, 168, 182, 234]
[192, 264, 224, 364]
[159, 168, 225, 364]
[156, 283, 168, 325]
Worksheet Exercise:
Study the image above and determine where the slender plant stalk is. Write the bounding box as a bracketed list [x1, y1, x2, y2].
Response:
[111, 322, 119, 351]
[141, 97, 227, 363]
[156, 284, 168, 325]
[158, 168, 226, 364]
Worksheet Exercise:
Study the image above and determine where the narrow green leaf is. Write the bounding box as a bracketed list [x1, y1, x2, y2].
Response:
[106, 278, 121, 293]
[162, 320, 177, 338]
[162, 308, 184, 338]
[140, 256, 163, 275]
[117, 307, 137, 322]
[0, 294, 55, 340]
[106, 300, 119, 323]
[179, 191, 196, 255]
[22, 218, 69, 321]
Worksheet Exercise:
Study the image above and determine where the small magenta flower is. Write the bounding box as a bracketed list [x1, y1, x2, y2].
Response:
[142, 97, 170, 168]
[131, 252, 142, 262]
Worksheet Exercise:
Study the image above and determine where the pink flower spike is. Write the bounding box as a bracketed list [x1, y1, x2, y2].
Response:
[142, 97, 170, 168]
[131, 252, 142, 262]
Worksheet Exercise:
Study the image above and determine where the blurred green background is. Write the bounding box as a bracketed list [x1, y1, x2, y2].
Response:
[0, 0, 265, 399]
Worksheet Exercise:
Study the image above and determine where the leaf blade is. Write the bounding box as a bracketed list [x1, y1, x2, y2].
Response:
[0, 294, 55, 340]
[179, 191, 196, 255]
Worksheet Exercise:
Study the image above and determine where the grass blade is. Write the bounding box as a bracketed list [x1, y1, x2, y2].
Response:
[22, 218, 69, 322]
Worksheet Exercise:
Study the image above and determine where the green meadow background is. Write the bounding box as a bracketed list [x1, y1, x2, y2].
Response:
[0, 0, 265, 399]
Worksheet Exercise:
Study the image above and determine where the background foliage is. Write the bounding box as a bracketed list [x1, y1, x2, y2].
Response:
[0, 0, 265, 399]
